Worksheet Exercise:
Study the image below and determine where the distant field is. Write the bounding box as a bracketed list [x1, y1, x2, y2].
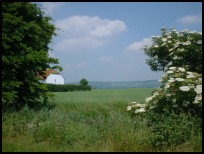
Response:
[52, 88, 155, 104]
[2, 88, 201, 152]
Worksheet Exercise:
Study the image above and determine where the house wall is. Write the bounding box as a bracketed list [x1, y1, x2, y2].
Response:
[45, 74, 64, 85]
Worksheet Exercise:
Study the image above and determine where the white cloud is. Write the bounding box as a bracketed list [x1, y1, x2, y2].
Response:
[54, 16, 126, 52]
[90, 19, 126, 37]
[41, 2, 65, 15]
[177, 13, 202, 25]
[99, 56, 114, 63]
[125, 38, 152, 52]
[54, 37, 106, 52]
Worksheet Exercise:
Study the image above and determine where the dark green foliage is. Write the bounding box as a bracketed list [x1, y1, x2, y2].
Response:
[146, 112, 202, 149]
[2, 2, 62, 111]
[46, 84, 92, 92]
[80, 78, 88, 86]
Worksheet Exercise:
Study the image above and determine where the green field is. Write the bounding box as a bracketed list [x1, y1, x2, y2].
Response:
[2, 88, 201, 152]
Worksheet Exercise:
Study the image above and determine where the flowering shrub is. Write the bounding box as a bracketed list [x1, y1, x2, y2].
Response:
[145, 67, 202, 116]
[127, 67, 202, 116]
[128, 28, 202, 116]
[127, 28, 202, 148]
[127, 102, 147, 114]
[144, 28, 202, 74]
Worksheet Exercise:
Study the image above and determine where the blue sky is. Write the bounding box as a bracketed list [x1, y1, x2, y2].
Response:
[37, 2, 202, 82]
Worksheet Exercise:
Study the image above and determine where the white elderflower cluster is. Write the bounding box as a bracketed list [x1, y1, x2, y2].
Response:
[127, 66, 202, 114]
[127, 101, 147, 113]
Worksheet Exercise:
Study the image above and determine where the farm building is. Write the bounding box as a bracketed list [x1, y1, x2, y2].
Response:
[38, 69, 65, 85]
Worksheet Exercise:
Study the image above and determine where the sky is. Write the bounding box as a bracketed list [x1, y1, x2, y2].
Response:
[36, 2, 202, 83]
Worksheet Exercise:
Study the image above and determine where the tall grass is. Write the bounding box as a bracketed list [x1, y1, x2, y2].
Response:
[2, 88, 202, 152]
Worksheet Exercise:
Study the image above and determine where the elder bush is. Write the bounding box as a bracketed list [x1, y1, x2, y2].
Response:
[127, 28, 202, 149]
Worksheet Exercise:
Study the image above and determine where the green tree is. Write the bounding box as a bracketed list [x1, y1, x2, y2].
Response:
[80, 78, 88, 86]
[2, 2, 62, 110]
[144, 28, 202, 73]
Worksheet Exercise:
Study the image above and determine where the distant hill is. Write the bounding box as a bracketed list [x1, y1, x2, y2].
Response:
[68, 80, 161, 89]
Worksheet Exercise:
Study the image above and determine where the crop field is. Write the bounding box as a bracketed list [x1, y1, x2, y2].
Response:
[2, 88, 201, 152]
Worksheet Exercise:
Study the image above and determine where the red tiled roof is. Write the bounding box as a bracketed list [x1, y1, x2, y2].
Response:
[37, 69, 60, 80]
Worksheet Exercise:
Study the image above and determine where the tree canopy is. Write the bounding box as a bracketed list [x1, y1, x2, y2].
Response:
[2, 2, 62, 110]
[80, 78, 88, 86]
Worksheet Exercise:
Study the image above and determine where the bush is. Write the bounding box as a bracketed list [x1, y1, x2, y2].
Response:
[145, 67, 202, 117]
[128, 28, 202, 117]
[46, 84, 91, 92]
[127, 28, 202, 150]
[144, 28, 202, 73]
[146, 112, 201, 148]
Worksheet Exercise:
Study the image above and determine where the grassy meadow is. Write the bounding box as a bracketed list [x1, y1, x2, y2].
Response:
[2, 88, 202, 152]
